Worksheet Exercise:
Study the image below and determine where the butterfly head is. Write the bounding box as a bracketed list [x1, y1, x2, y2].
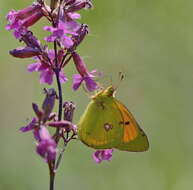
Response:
[103, 86, 116, 97]
[92, 85, 116, 99]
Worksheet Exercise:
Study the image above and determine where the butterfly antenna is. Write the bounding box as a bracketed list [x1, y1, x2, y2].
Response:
[97, 82, 104, 90]
[110, 75, 113, 87]
[114, 72, 124, 90]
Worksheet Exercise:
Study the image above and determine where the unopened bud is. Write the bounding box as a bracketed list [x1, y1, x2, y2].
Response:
[65, 0, 76, 6]
[67, 0, 93, 12]
[63, 101, 75, 121]
[47, 120, 76, 133]
[70, 24, 89, 50]
[10, 47, 41, 58]
[21, 31, 41, 49]
[32, 103, 43, 119]
[22, 10, 43, 28]
[72, 52, 88, 77]
[42, 88, 57, 122]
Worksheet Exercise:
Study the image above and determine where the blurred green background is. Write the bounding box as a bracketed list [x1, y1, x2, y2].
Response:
[1, 0, 193, 189]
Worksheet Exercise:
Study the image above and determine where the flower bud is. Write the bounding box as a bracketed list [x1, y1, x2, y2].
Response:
[21, 31, 41, 49]
[47, 120, 77, 133]
[67, 0, 93, 12]
[22, 10, 43, 28]
[42, 88, 57, 122]
[63, 101, 75, 122]
[32, 103, 43, 119]
[6, 3, 44, 38]
[70, 24, 88, 51]
[65, 0, 76, 6]
[72, 52, 88, 77]
[6, 3, 41, 21]
[9, 47, 41, 58]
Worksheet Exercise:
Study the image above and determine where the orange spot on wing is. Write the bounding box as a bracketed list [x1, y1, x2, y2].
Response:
[115, 101, 138, 143]
[123, 125, 137, 142]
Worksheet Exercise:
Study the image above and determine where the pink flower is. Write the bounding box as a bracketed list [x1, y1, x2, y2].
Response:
[44, 20, 80, 48]
[19, 117, 41, 141]
[28, 50, 67, 85]
[20, 117, 37, 132]
[6, 3, 43, 38]
[36, 127, 57, 162]
[93, 149, 114, 164]
[72, 52, 98, 91]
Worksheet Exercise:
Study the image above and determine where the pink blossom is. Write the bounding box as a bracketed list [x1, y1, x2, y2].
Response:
[72, 52, 98, 91]
[6, 3, 43, 38]
[44, 20, 80, 48]
[93, 149, 114, 164]
[36, 127, 57, 162]
[28, 50, 67, 85]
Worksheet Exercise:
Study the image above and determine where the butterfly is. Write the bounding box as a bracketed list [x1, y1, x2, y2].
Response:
[78, 86, 149, 152]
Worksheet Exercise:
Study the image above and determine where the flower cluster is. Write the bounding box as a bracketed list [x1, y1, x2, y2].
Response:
[20, 89, 77, 162]
[7, 0, 99, 91]
[7, 0, 112, 168]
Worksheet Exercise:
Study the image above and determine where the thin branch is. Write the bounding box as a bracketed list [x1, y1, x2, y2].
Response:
[55, 142, 67, 170]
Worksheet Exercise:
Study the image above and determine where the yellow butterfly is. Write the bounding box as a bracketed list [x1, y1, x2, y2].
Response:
[78, 86, 149, 152]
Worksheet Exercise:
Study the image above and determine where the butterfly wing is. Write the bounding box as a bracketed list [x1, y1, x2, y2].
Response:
[78, 91, 149, 152]
[78, 96, 124, 149]
[114, 100, 149, 152]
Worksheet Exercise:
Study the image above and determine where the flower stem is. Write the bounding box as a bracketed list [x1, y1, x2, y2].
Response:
[49, 170, 55, 190]
[55, 142, 67, 170]
[55, 70, 63, 121]
[48, 161, 55, 190]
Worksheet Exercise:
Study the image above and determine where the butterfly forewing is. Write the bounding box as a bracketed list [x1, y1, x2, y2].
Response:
[114, 100, 149, 152]
[78, 96, 123, 149]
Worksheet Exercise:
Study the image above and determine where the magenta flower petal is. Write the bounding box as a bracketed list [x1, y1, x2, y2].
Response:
[72, 73, 98, 91]
[43, 26, 54, 32]
[36, 127, 57, 162]
[67, 12, 81, 20]
[20, 118, 37, 132]
[44, 20, 80, 48]
[39, 69, 54, 85]
[59, 72, 68, 83]
[72, 74, 83, 90]
[27, 62, 41, 72]
[33, 128, 41, 141]
[6, 3, 43, 39]
[44, 35, 57, 42]
[84, 76, 98, 91]
[27, 50, 67, 85]
[61, 36, 74, 48]
[93, 149, 114, 164]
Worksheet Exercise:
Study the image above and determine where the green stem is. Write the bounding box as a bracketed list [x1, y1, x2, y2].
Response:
[49, 171, 55, 190]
